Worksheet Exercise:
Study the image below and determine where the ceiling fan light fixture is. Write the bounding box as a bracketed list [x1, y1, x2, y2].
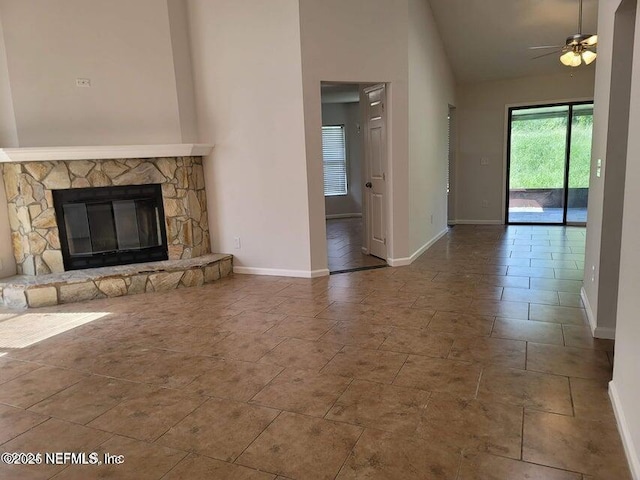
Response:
[582, 50, 597, 64]
[585, 34, 598, 46]
[560, 50, 581, 66]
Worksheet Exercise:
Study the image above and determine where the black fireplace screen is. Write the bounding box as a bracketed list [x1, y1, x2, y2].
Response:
[53, 184, 168, 271]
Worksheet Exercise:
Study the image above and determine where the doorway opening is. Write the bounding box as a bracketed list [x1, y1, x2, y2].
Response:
[321, 82, 387, 274]
[506, 101, 593, 225]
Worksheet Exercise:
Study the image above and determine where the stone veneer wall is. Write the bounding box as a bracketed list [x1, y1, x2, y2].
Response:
[1, 157, 210, 275]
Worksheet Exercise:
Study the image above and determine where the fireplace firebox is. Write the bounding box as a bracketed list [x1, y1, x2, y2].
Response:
[53, 184, 168, 271]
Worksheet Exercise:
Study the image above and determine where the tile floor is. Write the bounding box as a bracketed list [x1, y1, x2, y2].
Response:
[0, 225, 631, 479]
[326, 218, 386, 273]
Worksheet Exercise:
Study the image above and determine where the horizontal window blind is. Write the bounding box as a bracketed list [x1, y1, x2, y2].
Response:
[322, 125, 347, 196]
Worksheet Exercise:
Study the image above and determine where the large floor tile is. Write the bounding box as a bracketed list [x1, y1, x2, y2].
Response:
[529, 304, 588, 325]
[320, 323, 392, 349]
[52, 435, 187, 480]
[502, 287, 559, 305]
[569, 377, 616, 421]
[0, 358, 41, 385]
[457, 453, 581, 480]
[258, 338, 343, 371]
[448, 336, 527, 369]
[184, 358, 283, 402]
[426, 311, 494, 337]
[393, 355, 482, 398]
[562, 325, 615, 351]
[336, 429, 460, 480]
[527, 343, 612, 380]
[477, 366, 572, 415]
[250, 368, 351, 417]
[28, 375, 154, 425]
[415, 392, 523, 459]
[325, 380, 430, 435]
[157, 397, 279, 462]
[0, 418, 111, 478]
[491, 317, 564, 345]
[87, 387, 206, 442]
[467, 299, 529, 319]
[0, 366, 87, 409]
[0, 404, 49, 445]
[523, 410, 631, 478]
[265, 315, 337, 341]
[205, 332, 285, 362]
[320, 346, 407, 384]
[217, 311, 287, 334]
[379, 327, 454, 357]
[237, 412, 362, 480]
[163, 454, 276, 480]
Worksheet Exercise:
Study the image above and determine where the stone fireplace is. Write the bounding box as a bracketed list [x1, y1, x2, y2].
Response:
[0, 145, 233, 309]
[2, 156, 210, 275]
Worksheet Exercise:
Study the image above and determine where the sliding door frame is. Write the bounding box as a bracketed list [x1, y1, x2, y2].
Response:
[504, 99, 594, 226]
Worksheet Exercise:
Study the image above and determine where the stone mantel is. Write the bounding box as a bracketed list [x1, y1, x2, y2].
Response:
[0, 144, 214, 163]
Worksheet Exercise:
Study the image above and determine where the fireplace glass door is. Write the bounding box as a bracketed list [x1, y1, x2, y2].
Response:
[53, 184, 168, 270]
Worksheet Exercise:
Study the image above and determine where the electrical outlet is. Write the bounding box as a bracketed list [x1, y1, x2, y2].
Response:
[596, 159, 602, 178]
[481, 200, 489, 208]
[480, 158, 489, 166]
[76, 78, 91, 87]
[591, 265, 595, 282]
[234, 237, 241, 250]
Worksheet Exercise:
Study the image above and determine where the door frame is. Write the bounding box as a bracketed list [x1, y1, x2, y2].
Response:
[502, 98, 594, 225]
[318, 80, 391, 272]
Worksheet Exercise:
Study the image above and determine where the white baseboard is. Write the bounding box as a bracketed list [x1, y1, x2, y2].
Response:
[581, 287, 616, 339]
[326, 213, 362, 219]
[452, 219, 503, 225]
[609, 381, 640, 479]
[233, 266, 330, 278]
[387, 228, 448, 267]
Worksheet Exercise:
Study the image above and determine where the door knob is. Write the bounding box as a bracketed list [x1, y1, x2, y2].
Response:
[365, 182, 372, 188]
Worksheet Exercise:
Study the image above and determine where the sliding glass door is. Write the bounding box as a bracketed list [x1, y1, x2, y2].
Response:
[506, 101, 593, 225]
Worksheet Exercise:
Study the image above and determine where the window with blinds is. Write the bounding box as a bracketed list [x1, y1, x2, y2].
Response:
[322, 125, 347, 196]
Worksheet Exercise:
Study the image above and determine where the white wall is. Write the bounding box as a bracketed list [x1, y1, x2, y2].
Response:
[0, 0, 183, 146]
[167, 0, 198, 143]
[583, 0, 635, 339]
[408, 0, 456, 255]
[322, 102, 363, 218]
[455, 70, 595, 223]
[0, 12, 17, 278]
[612, 2, 640, 468]
[591, 0, 640, 477]
[187, 0, 313, 275]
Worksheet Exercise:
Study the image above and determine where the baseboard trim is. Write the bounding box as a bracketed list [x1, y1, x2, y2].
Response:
[581, 287, 616, 339]
[609, 380, 640, 479]
[326, 213, 362, 219]
[233, 266, 330, 278]
[452, 219, 503, 225]
[387, 228, 448, 267]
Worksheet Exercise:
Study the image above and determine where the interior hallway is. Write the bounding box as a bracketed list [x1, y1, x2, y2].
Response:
[326, 217, 387, 273]
[0, 225, 630, 479]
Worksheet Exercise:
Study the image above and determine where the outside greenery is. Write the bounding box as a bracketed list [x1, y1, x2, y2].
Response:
[509, 112, 593, 190]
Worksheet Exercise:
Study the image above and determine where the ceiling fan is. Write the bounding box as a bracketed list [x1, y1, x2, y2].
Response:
[530, 0, 598, 67]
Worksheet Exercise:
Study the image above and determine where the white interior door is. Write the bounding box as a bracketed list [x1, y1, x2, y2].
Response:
[363, 84, 387, 260]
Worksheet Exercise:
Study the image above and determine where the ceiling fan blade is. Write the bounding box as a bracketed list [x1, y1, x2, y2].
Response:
[531, 50, 563, 60]
[529, 45, 563, 50]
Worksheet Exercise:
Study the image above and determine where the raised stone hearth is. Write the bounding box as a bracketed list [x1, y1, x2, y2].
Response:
[0, 253, 232, 309]
[2, 156, 210, 275]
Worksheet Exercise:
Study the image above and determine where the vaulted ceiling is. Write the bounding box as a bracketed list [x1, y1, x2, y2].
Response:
[429, 0, 599, 84]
